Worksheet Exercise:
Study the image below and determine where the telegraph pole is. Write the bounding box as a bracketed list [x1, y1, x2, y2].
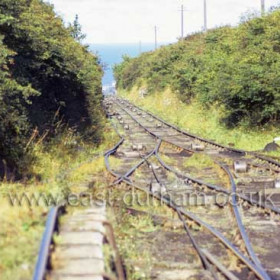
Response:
[204, 0, 207, 32]
[261, 0, 265, 15]
[181, 5, 184, 39]
[179, 5, 188, 39]
[178, 5, 188, 39]
[154, 26, 158, 50]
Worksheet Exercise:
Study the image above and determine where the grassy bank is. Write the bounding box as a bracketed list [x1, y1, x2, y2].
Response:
[0, 119, 161, 279]
[0, 124, 118, 279]
[119, 87, 280, 154]
[114, 8, 280, 131]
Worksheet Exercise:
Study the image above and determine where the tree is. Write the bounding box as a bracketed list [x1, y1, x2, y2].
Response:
[0, 0, 103, 175]
[69, 14, 86, 42]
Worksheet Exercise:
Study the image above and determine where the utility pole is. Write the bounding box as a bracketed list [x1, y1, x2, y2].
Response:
[179, 5, 188, 39]
[181, 5, 184, 39]
[154, 26, 158, 50]
[204, 0, 207, 32]
[178, 5, 188, 39]
[261, 0, 265, 15]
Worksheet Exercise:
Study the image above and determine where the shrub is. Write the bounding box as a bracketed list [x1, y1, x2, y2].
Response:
[0, 0, 103, 175]
[114, 8, 280, 128]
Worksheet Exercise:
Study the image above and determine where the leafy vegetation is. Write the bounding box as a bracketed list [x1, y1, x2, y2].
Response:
[0, 123, 118, 279]
[118, 87, 280, 153]
[0, 0, 103, 176]
[114, 8, 280, 129]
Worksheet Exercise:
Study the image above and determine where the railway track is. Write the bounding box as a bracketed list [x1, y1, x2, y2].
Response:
[103, 96, 280, 280]
[33, 204, 125, 280]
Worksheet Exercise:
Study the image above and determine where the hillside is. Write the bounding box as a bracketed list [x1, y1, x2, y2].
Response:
[0, 0, 103, 177]
[114, 8, 280, 132]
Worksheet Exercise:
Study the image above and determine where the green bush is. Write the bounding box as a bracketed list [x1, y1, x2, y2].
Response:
[114, 8, 280, 128]
[0, 0, 103, 175]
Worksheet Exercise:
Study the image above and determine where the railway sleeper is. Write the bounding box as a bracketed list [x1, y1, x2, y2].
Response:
[132, 144, 146, 152]
[191, 143, 205, 151]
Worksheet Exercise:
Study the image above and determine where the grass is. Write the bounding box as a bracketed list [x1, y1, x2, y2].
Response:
[183, 153, 214, 170]
[159, 154, 176, 166]
[0, 123, 118, 280]
[119, 87, 280, 155]
[113, 214, 154, 279]
[182, 153, 228, 185]
[0, 111, 190, 280]
[108, 192, 157, 280]
[0, 117, 164, 280]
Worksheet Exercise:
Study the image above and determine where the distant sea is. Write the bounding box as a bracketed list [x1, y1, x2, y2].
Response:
[90, 43, 168, 87]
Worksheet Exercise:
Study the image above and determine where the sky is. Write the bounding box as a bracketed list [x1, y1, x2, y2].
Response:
[47, 0, 280, 44]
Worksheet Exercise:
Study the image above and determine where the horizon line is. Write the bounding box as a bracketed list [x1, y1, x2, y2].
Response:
[89, 41, 175, 45]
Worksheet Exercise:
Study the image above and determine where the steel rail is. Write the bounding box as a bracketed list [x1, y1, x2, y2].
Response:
[104, 137, 125, 178]
[219, 164, 270, 279]
[201, 249, 240, 280]
[155, 151, 280, 214]
[109, 98, 280, 214]
[141, 156, 219, 280]
[33, 205, 65, 280]
[175, 209, 219, 280]
[254, 154, 280, 168]
[114, 141, 161, 185]
[114, 177, 270, 280]
[113, 101, 194, 153]
[150, 148, 269, 278]
[103, 119, 270, 280]
[126, 180, 270, 280]
[105, 118, 157, 183]
[116, 98, 245, 155]
[117, 97, 280, 168]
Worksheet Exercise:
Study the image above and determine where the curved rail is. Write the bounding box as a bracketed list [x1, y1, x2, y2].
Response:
[112, 98, 280, 214]
[219, 164, 269, 278]
[33, 205, 65, 280]
[153, 143, 269, 278]
[156, 152, 280, 214]
[117, 98, 245, 155]
[110, 172, 270, 280]
[103, 113, 271, 280]
[141, 156, 219, 280]
[117, 97, 280, 168]
[114, 101, 194, 153]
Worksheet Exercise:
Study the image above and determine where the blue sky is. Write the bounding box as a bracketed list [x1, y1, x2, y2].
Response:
[48, 0, 280, 44]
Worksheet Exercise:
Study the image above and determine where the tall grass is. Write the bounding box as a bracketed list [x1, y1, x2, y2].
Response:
[0, 123, 117, 279]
